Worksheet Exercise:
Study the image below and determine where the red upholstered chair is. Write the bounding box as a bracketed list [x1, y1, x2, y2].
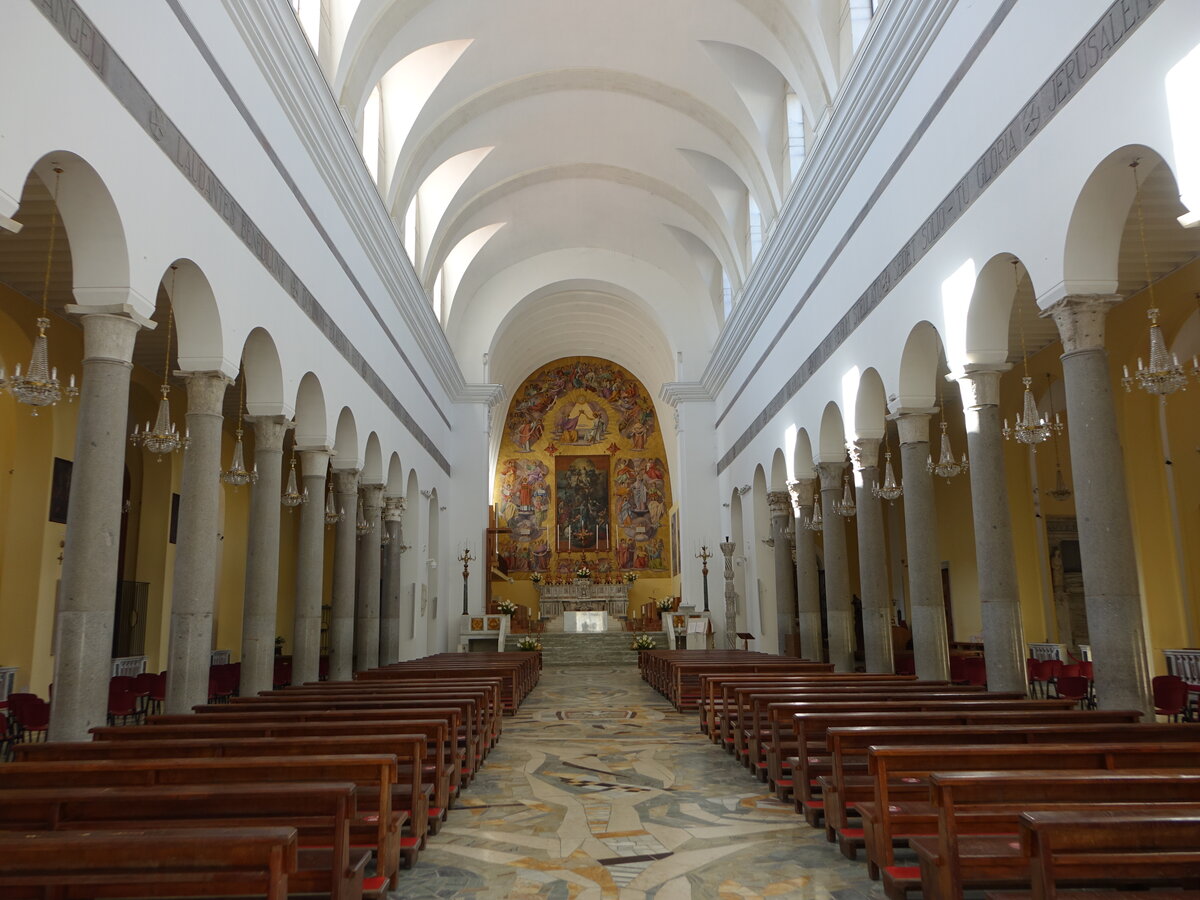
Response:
[1030, 659, 1061, 698]
[963, 656, 988, 688]
[318, 656, 330, 682]
[272, 658, 292, 690]
[12, 696, 49, 742]
[107, 681, 139, 725]
[6, 693, 39, 741]
[949, 656, 968, 684]
[895, 655, 916, 676]
[1055, 675, 1090, 709]
[1153, 674, 1188, 722]
[0, 715, 13, 762]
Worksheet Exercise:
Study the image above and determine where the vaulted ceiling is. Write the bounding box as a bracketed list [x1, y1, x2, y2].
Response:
[309, 0, 870, 395]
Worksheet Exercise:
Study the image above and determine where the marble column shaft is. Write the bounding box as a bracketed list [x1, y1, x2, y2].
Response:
[719, 539, 737, 649]
[788, 479, 824, 662]
[50, 308, 149, 741]
[1047, 294, 1152, 714]
[329, 468, 360, 681]
[380, 496, 407, 666]
[291, 448, 329, 686]
[239, 416, 290, 698]
[768, 490, 798, 656]
[960, 368, 1027, 693]
[895, 412, 951, 681]
[355, 483, 385, 672]
[818, 462, 854, 672]
[853, 439, 894, 674]
[164, 371, 230, 714]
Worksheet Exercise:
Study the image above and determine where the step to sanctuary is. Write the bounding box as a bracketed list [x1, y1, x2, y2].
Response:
[525, 630, 666, 666]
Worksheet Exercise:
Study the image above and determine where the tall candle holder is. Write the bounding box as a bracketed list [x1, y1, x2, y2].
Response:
[458, 547, 475, 615]
[695, 544, 713, 612]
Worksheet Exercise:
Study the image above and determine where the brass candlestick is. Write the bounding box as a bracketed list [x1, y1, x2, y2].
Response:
[458, 547, 475, 615]
[695, 544, 713, 612]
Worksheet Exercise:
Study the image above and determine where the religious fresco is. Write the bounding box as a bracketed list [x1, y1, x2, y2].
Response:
[494, 357, 671, 577]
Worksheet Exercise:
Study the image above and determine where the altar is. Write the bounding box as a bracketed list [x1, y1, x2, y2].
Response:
[535, 578, 629, 620]
[563, 611, 607, 632]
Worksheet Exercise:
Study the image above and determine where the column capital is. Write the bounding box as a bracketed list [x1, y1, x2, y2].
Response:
[298, 448, 331, 479]
[786, 477, 815, 513]
[851, 437, 881, 470]
[178, 371, 232, 417]
[889, 408, 937, 445]
[767, 490, 792, 519]
[67, 306, 154, 365]
[360, 482, 386, 511]
[246, 414, 291, 450]
[816, 461, 847, 491]
[956, 364, 1010, 409]
[383, 495, 407, 520]
[1041, 293, 1122, 354]
[333, 468, 360, 494]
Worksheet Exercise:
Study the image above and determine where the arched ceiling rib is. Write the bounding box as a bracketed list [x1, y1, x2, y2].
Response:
[327, 0, 846, 399]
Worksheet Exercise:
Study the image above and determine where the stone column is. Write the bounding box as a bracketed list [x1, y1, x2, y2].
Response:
[893, 410, 951, 681]
[239, 416, 290, 698]
[959, 366, 1027, 693]
[788, 478, 824, 662]
[818, 462, 854, 672]
[291, 448, 330, 686]
[380, 496, 407, 666]
[767, 490, 798, 655]
[1045, 294, 1152, 714]
[355, 483, 385, 672]
[719, 538, 737, 649]
[329, 468, 360, 681]
[50, 306, 151, 741]
[164, 371, 231, 714]
[853, 439, 894, 674]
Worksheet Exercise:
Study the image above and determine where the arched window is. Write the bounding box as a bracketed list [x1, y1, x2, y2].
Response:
[747, 196, 763, 263]
[786, 91, 806, 181]
[722, 271, 733, 320]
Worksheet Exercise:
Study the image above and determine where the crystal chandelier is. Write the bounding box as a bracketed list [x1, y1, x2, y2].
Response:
[355, 496, 374, 536]
[833, 474, 856, 517]
[280, 451, 308, 508]
[927, 420, 968, 481]
[324, 476, 343, 525]
[872, 438, 903, 503]
[808, 492, 824, 531]
[1044, 374, 1073, 502]
[1002, 260, 1063, 449]
[130, 271, 188, 458]
[220, 375, 257, 486]
[1121, 160, 1198, 402]
[1, 166, 79, 414]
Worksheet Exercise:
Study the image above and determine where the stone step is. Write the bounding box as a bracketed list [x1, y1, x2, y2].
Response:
[515, 631, 667, 666]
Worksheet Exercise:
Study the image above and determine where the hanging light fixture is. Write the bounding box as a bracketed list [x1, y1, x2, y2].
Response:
[1044, 373, 1073, 502]
[1, 165, 78, 414]
[130, 269, 188, 459]
[833, 473, 856, 517]
[1003, 260, 1063, 449]
[808, 492, 824, 531]
[324, 475, 343, 526]
[1121, 160, 1196, 401]
[927, 381, 968, 482]
[872, 435, 903, 503]
[355, 496, 374, 536]
[280, 449, 308, 508]
[220, 374, 257, 486]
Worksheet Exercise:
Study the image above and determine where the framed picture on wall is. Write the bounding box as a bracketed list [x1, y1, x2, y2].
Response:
[49, 457, 72, 524]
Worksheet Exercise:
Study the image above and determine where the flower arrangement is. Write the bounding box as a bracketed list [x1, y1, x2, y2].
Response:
[575, 565, 592, 579]
[495, 598, 518, 615]
[530, 573, 543, 584]
[630, 633, 657, 650]
[655, 597, 675, 612]
[623, 572, 638, 584]
[515, 636, 542, 651]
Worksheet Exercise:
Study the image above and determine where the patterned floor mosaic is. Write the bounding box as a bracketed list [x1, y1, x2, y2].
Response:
[396, 666, 885, 900]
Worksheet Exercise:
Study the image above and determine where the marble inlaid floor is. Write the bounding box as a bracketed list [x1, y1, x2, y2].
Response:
[396, 665, 884, 900]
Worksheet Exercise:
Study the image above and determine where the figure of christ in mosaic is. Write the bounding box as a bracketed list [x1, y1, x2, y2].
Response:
[614, 456, 668, 571]
[497, 458, 552, 571]
[554, 455, 611, 552]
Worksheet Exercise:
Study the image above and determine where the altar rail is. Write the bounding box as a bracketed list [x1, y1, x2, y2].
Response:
[1165, 648, 1200, 682]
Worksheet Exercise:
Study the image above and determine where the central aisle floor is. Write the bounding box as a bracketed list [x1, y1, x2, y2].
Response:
[401, 665, 882, 900]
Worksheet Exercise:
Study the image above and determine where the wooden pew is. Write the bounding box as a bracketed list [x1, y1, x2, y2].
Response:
[92, 717, 453, 833]
[356, 661, 533, 714]
[0, 825, 297, 900]
[861, 741, 1200, 878]
[0, 782, 369, 900]
[6, 748, 409, 878]
[149, 708, 465, 807]
[987, 809, 1200, 900]
[904, 771, 1200, 900]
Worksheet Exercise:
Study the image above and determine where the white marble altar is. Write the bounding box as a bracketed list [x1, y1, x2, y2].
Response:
[563, 611, 608, 633]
